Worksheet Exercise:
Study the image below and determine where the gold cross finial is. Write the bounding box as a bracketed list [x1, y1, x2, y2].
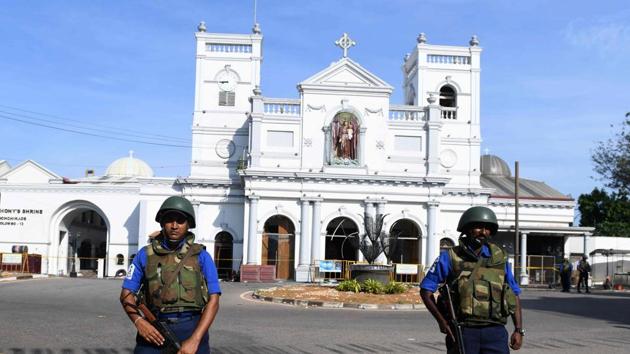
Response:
[335, 33, 356, 58]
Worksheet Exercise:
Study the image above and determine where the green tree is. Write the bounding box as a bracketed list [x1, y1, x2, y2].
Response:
[581, 113, 630, 237]
[578, 188, 630, 236]
[593, 115, 630, 193]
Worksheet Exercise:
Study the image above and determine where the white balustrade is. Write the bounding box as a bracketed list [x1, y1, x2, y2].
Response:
[440, 107, 457, 120]
[427, 54, 470, 65]
[263, 99, 301, 116]
[207, 43, 253, 53]
[389, 105, 427, 121]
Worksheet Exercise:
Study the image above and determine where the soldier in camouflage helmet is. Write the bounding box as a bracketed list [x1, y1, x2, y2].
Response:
[120, 196, 221, 354]
[420, 206, 525, 353]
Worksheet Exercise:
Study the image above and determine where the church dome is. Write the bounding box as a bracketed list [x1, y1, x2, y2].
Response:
[480, 154, 511, 177]
[105, 152, 154, 178]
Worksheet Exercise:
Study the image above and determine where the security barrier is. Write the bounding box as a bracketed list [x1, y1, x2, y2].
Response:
[314, 259, 424, 284]
[0, 253, 41, 274]
[3, 254, 427, 284]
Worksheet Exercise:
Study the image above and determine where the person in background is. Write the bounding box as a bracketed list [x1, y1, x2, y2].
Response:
[577, 255, 591, 294]
[559, 258, 573, 292]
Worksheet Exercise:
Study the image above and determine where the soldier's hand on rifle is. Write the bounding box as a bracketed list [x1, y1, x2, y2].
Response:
[135, 318, 165, 346]
[510, 331, 523, 350]
[438, 317, 455, 342]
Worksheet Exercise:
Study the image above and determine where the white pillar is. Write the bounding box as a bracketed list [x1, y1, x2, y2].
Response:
[97, 259, 104, 279]
[364, 200, 375, 217]
[311, 200, 322, 264]
[420, 233, 427, 267]
[426, 102, 443, 175]
[323, 127, 331, 164]
[359, 127, 367, 166]
[520, 232, 529, 286]
[249, 94, 264, 166]
[138, 199, 149, 247]
[583, 232, 591, 256]
[299, 200, 311, 266]
[426, 202, 440, 266]
[246, 196, 259, 265]
[375, 201, 386, 215]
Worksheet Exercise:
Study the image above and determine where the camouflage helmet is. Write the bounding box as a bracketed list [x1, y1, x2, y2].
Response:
[456, 206, 498, 235]
[155, 196, 196, 228]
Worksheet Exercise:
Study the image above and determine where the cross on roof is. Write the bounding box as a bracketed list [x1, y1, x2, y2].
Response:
[335, 33, 356, 58]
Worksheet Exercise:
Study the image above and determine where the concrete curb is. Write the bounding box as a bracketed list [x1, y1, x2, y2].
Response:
[251, 291, 425, 311]
[0, 274, 48, 282]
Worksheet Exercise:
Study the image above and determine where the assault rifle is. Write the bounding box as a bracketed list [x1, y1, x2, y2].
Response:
[437, 283, 465, 354]
[135, 289, 182, 354]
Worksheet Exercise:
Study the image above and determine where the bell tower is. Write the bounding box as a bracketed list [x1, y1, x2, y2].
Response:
[190, 22, 263, 179]
[401, 33, 483, 189]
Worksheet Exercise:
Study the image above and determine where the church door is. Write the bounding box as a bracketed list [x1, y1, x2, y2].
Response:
[262, 215, 295, 280]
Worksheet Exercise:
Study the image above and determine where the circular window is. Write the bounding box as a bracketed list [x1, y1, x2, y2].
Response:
[215, 139, 236, 159]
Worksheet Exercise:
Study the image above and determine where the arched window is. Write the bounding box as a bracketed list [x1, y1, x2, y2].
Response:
[324, 217, 359, 261]
[439, 85, 457, 119]
[389, 219, 421, 264]
[439, 85, 456, 107]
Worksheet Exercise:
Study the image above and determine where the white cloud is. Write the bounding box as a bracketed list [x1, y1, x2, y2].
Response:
[565, 19, 630, 55]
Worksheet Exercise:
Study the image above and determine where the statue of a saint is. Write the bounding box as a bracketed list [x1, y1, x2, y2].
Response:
[331, 113, 359, 163]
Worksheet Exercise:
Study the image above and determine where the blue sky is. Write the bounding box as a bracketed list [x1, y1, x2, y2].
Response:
[1, 0, 629, 206]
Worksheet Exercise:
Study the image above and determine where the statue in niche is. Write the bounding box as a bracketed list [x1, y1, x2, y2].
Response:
[331, 112, 359, 165]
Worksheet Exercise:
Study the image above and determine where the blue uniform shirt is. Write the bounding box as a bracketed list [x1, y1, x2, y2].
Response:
[122, 239, 221, 296]
[558, 262, 573, 273]
[420, 244, 521, 296]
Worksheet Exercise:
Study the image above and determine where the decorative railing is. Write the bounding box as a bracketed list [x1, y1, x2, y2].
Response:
[263, 98, 301, 116]
[207, 43, 252, 53]
[441, 107, 457, 120]
[389, 105, 426, 121]
[427, 54, 470, 65]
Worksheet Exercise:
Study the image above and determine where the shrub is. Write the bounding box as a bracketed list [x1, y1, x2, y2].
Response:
[361, 279, 385, 294]
[384, 281, 408, 294]
[336, 279, 361, 293]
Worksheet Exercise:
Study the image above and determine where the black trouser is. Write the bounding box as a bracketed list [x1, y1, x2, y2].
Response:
[577, 272, 589, 292]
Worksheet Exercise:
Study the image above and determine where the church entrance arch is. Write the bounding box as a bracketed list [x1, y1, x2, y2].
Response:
[214, 231, 233, 280]
[324, 217, 359, 261]
[55, 207, 108, 276]
[390, 219, 421, 264]
[262, 215, 295, 280]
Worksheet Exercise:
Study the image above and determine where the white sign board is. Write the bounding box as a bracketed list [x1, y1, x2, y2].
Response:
[396, 264, 418, 275]
[2, 253, 23, 265]
[319, 260, 342, 273]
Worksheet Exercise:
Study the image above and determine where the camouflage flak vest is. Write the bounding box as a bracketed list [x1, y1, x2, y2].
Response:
[144, 233, 208, 313]
[447, 241, 517, 326]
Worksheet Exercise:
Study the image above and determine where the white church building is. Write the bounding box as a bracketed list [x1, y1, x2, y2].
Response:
[0, 24, 592, 283]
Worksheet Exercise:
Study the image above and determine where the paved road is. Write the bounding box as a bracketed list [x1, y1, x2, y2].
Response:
[1, 278, 629, 353]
